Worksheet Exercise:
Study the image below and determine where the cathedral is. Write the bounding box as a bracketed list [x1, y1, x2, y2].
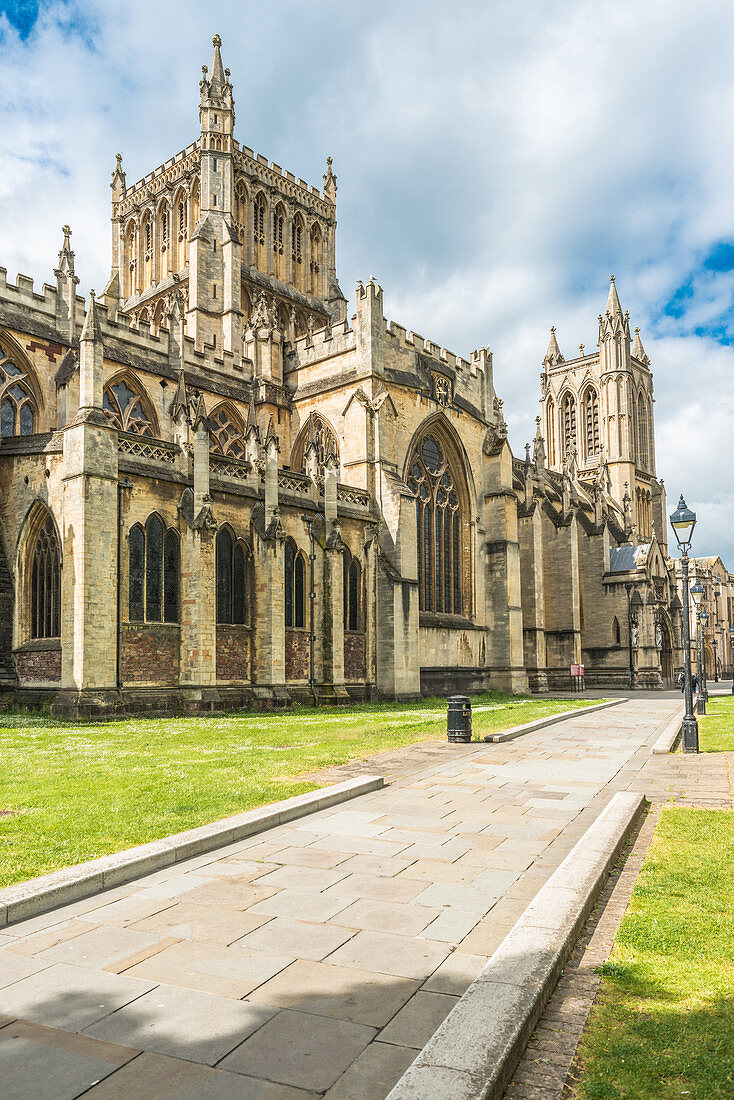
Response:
[0, 36, 684, 716]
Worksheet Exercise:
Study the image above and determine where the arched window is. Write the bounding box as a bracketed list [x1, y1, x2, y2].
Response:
[546, 397, 556, 466]
[253, 193, 266, 267]
[0, 352, 37, 437]
[561, 392, 577, 460]
[284, 539, 305, 628]
[174, 193, 187, 271]
[310, 224, 322, 295]
[291, 215, 304, 290]
[209, 405, 245, 458]
[159, 205, 170, 277]
[272, 204, 285, 279]
[637, 393, 649, 470]
[190, 178, 200, 225]
[581, 386, 600, 460]
[406, 429, 468, 616]
[128, 516, 179, 623]
[234, 181, 248, 243]
[216, 527, 249, 624]
[30, 511, 61, 639]
[342, 549, 361, 632]
[142, 213, 153, 288]
[612, 617, 621, 645]
[290, 413, 339, 473]
[103, 376, 157, 436]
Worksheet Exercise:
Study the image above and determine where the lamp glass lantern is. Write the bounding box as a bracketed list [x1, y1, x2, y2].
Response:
[700, 608, 709, 627]
[670, 495, 697, 549]
[690, 579, 704, 607]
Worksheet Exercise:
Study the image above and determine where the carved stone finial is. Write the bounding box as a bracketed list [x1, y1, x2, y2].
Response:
[213, 33, 222, 47]
[579, 344, 585, 356]
[202, 65, 208, 75]
[610, 274, 615, 282]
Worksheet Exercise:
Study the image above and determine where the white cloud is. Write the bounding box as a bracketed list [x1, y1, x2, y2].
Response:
[1, 0, 733, 561]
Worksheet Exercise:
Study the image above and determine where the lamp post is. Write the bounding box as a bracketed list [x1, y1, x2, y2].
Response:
[691, 578, 705, 715]
[670, 495, 698, 752]
[624, 581, 635, 690]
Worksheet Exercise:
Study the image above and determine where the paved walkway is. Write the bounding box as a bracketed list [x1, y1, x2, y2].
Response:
[0, 698, 683, 1099]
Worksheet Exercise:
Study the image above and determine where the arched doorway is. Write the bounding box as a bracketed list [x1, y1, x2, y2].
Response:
[659, 620, 674, 685]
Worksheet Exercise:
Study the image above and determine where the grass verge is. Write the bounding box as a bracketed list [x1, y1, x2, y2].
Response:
[698, 695, 734, 752]
[569, 806, 734, 1099]
[0, 693, 593, 887]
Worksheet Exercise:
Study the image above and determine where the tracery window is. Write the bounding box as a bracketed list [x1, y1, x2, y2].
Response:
[581, 386, 600, 459]
[284, 538, 306, 629]
[216, 527, 249, 624]
[545, 397, 556, 466]
[342, 548, 361, 632]
[234, 182, 248, 243]
[290, 413, 339, 473]
[142, 215, 153, 287]
[292, 219, 302, 265]
[561, 392, 577, 460]
[103, 377, 156, 436]
[128, 515, 179, 623]
[0, 352, 37, 438]
[273, 205, 285, 278]
[407, 432, 465, 615]
[253, 194, 266, 265]
[637, 393, 649, 470]
[125, 222, 137, 298]
[30, 512, 60, 639]
[209, 405, 245, 459]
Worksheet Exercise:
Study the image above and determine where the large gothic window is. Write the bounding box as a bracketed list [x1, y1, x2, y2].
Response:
[561, 392, 577, 460]
[30, 512, 61, 639]
[216, 527, 249, 624]
[104, 377, 156, 436]
[407, 432, 467, 615]
[284, 539, 306, 628]
[128, 516, 179, 623]
[290, 413, 339, 473]
[0, 352, 37, 438]
[637, 393, 650, 470]
[342, 548, 361, 632]
[581, 386, 600, 460]
[209, 405, 245, 459]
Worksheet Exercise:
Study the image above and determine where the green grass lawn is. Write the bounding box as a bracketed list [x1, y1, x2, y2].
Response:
[0, 692, 592, 887]
[698, 695, 734, 752]
[569, 806, 734, 1100]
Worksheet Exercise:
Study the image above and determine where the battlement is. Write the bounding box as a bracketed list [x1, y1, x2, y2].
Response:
[117, 143, 200, 214]
[290, 318, 356, 361]
[0, 266, 85, 323]
[234, 146, 331, 211]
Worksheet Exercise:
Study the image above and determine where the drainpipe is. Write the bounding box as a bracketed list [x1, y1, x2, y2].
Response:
[117, 479, 133, 694]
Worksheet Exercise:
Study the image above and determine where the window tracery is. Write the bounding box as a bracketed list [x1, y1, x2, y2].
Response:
[637, 392, 650, 470]
[216, 527, 249, 625]
[581, 386, 600, 459]
[284, 539, 305, 629]
[309, 223, 322, 295]
[407, 431, 466, 616]
[253, 194, 266, 266]
[30, 511, 60, 639]
[273, 204, 285, 279]
[546, 397, 556, 466]
[128, 515, 179, 623]
[103, 377, 156, 436]
[561, 392, 577, 460]
[0, 352, 37, 437]
[291, 413, 339, 473]
[209, 405, 245, 459]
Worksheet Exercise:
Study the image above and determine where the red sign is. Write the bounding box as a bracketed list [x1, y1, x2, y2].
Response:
[570, 664, 585, 677]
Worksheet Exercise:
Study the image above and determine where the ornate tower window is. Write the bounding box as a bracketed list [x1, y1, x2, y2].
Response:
[546, 397, 556, 466]
[637, 392, 650, 470]
[581, 386, 600, 460]
[216, 527, 249, 624]
[407, 430, 468, 616]
[272, 204, 285, 279]
[253, 193, 266, 268]
[561, 392, 577, 460]
[0, 353, 37, 437]
[209, 405, 245, 459]
[103, 377, 156, 436]
[30, 512, 61, 639]
[309, 223, 322, 296]
[142, 214, 153, 287]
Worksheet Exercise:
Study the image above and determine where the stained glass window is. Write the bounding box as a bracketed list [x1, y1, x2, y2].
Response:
[285, 539, 306, 629]
[582, 387, 600, 459]
[128, 525, 145, 621]
[562, 393, 577, 459]
[103, 377, 155, 436]
[145, 515, 163, 622]
[164, 530, 179, 623]
[407, 433, 465, 615]
[0, 352, 37, 438]
[342, 550, 361, 632]
[216, 528, 248, 625]
[128, 515, 179, 623]
[209, 406, 245, 458]
[30, 513, 60, 639]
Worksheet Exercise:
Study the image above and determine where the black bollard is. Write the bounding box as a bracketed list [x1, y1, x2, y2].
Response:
[447, 695, 472, 742]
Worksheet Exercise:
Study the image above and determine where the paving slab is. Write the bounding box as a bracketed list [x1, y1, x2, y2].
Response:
[0, 1019, 137, 1100]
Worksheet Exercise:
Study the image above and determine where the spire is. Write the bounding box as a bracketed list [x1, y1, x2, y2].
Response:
[192, 391, 208, 431]
[245, 389, 259, 439]
[170, 369, 189, 422]
[605, 274, 623, 319]
[305, 413, 319, 456]
[209, 33, 225, 89]
[323, 155, 338, 204]
[110, 153, 126, 202]
[264, 414, 279, 453]
[632, 326, 650, 366]
[81, 289, 102, 343]
[55, 225, 75, 279]
[543, 326, 564, 367]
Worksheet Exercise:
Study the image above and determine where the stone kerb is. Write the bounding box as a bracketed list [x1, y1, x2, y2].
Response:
[650, 704, 684, 754]
[387, 790, 646, 1100]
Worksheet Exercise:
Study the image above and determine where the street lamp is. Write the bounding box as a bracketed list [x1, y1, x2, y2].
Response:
[691, 579, 705, 715]
[670, 495, 699, 752]
[624, 581, 635, 690]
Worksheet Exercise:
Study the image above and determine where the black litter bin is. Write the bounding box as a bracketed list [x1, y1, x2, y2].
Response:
[447, 695, 472, 742]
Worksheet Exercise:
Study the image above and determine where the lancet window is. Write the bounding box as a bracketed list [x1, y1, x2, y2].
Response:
[309, 224, 322, 295]
[30, 511, 61, 640]
[342, 548, 361, 632]
[581, 386, 600, 459]
[284, 539, 306, 629]
[637, 393, 650, 470]
[290, 413, 339, 473]
[291, 217, 303, 275]
[0, 352, 37, 437]
[546, 397, 556, 466]
[103, 377, 156, 436]
[253, 194, 266, 266]
[209, 405, 245, 459]
[216, 527, 249, 625]
[407, 431, 467, 616]
[128, 515, 179, 623]
[561, 392, 577, 460]
[273, 205, 285, 279]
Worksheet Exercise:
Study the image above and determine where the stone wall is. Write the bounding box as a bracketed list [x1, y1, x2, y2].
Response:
[15, 642, 61, 683]
[216, 626, 251, 681]
[344, 632, 366, 681]
[285, 629, 309, 681]
[121, 624, 180, 684]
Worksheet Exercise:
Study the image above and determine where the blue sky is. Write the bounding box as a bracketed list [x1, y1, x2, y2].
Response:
[1, 0, 733, 564]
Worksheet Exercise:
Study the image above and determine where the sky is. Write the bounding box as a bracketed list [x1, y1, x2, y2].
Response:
[1, 0, 733, 564]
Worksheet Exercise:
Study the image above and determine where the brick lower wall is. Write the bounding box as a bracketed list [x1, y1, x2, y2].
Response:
[15, 644, 61, 683]
[345, 632, 366, 681]
[286, 630, 310, 681]
[216, 626, 251, 681]
[122, 624, 180, 684]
